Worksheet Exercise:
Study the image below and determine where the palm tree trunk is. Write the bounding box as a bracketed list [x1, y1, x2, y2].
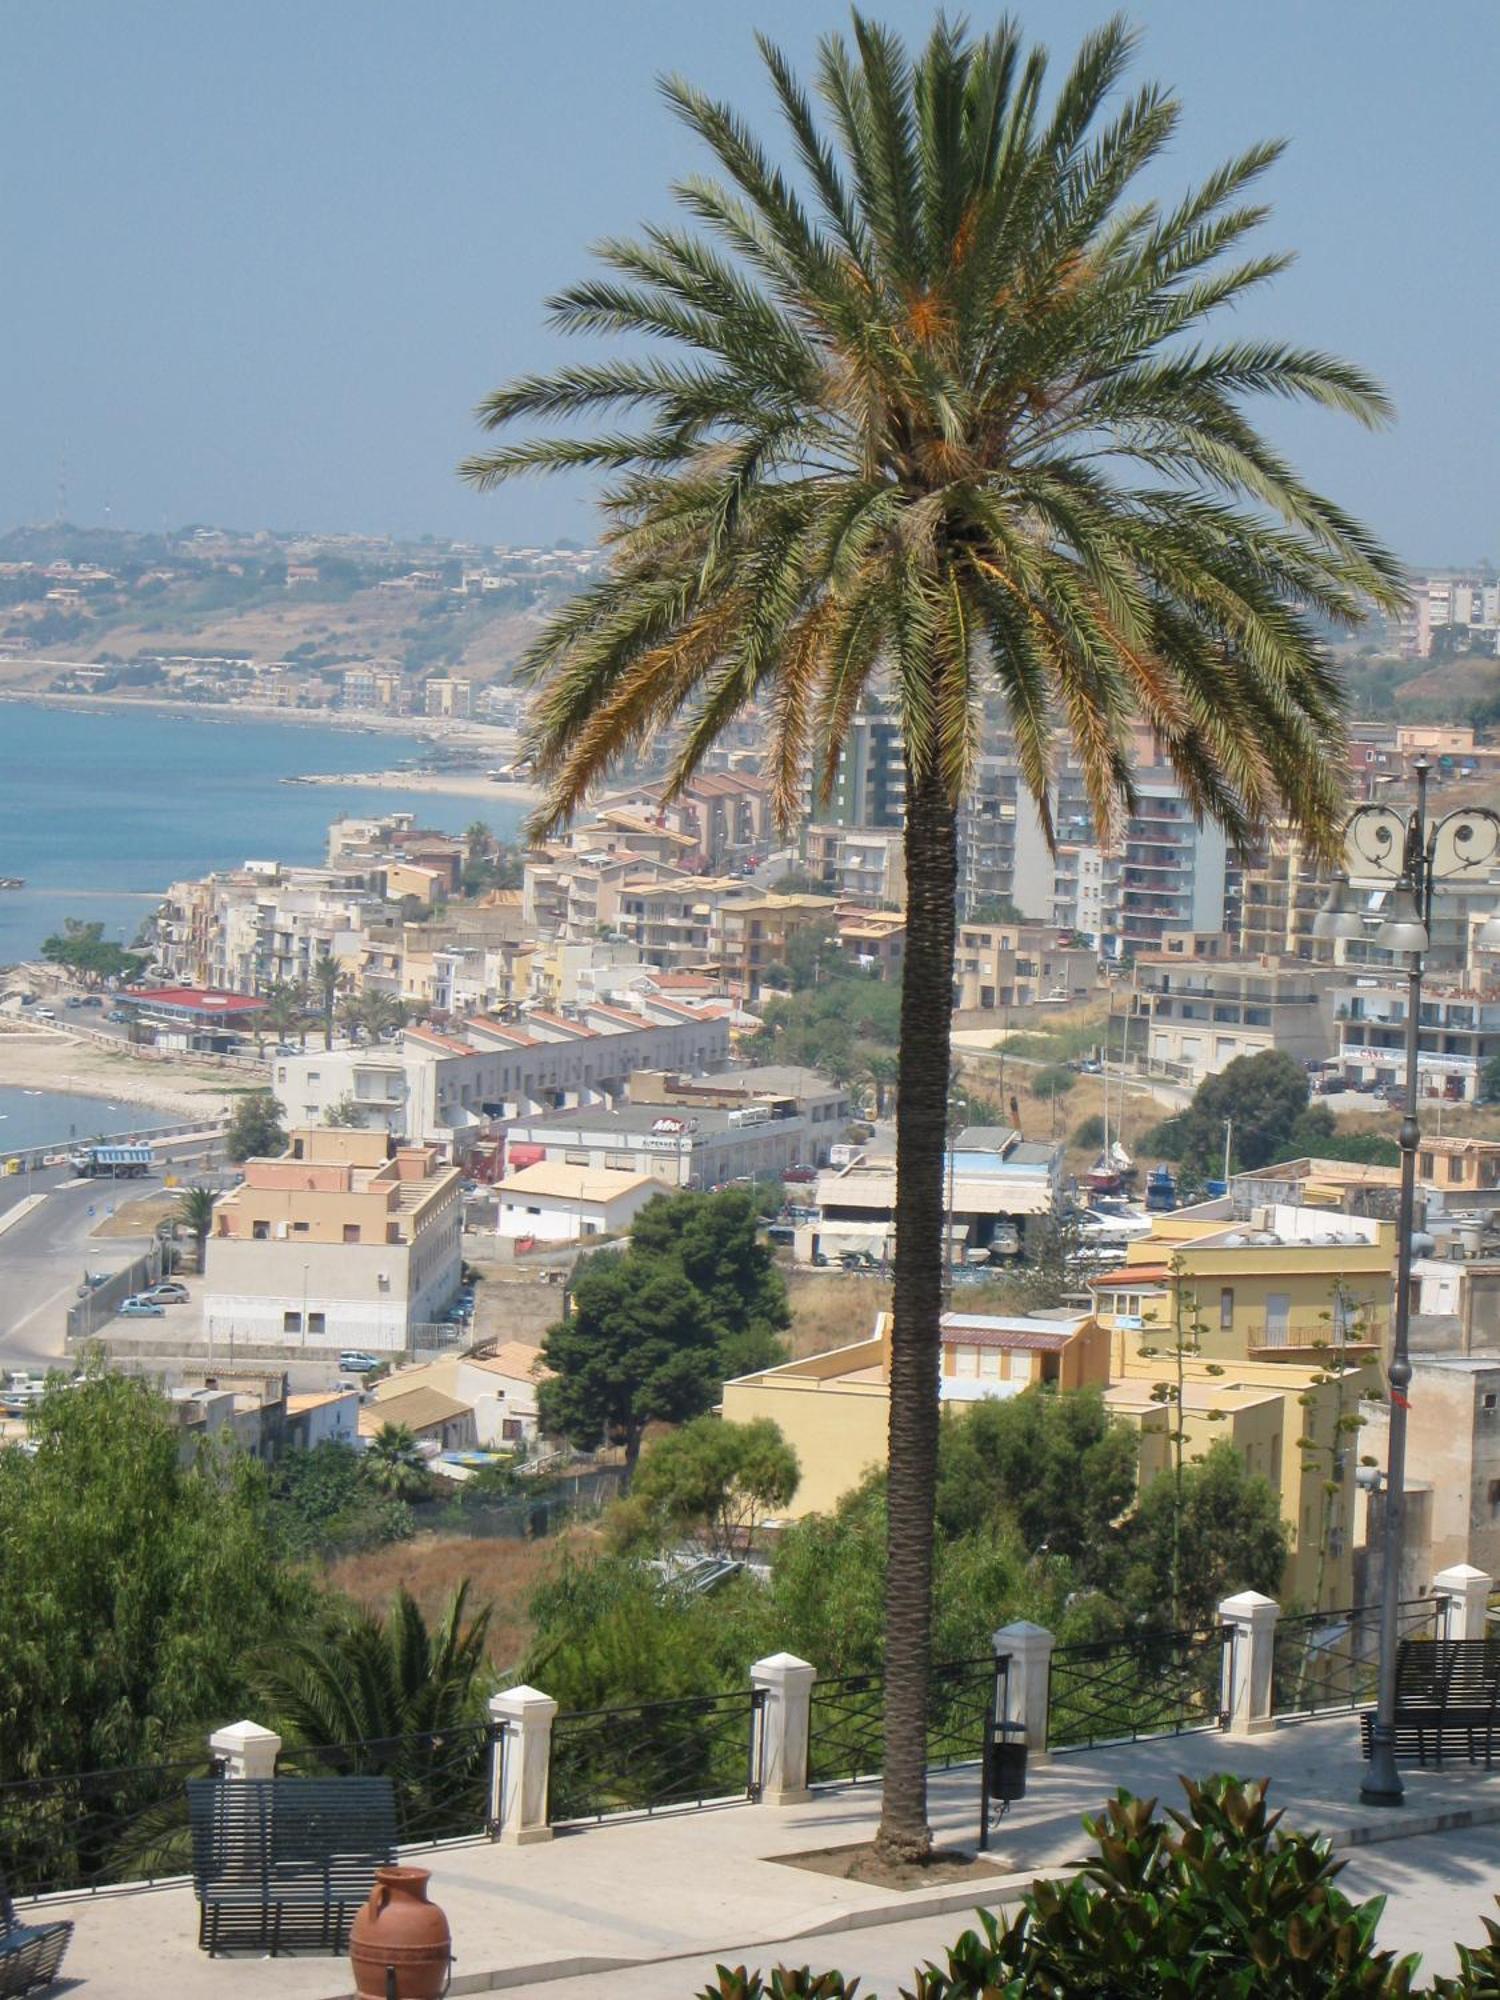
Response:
[875, 757, 957, 1866]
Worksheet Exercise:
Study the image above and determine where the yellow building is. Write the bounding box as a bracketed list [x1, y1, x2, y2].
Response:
[1104, 1350, 1371, 1608]
[725, 1299, 1368, 1607]
[1089, 1202, 1395, 1364]
[722, 1310, 1109, 1519]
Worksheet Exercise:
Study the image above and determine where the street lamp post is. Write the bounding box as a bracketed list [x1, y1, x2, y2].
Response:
[1313, 758, 1500, 1805]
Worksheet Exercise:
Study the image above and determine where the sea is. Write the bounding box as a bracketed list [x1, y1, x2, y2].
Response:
[0, 700, 528, 964]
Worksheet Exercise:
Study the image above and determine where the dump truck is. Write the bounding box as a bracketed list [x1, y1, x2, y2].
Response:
[68, 1144, 154, 1179]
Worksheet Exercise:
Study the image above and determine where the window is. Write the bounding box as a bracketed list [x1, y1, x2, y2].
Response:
[1489, 1479, 1500, 1516]
[343, 1223, 361, 1244]
[283, 1310, 302, 1334]
[1219, 1287, 1234, 1331]
[1449, 1159, 1464, 1184]
[252, 1221, 270, 1241]
[1484, 1393, 1497, 1412]
[1264, 1294, 1291, 1346]
[293, 1221, 309, 1234]
[307, 1311, 326, 1335]
[1419, 1152, 1435, 1178]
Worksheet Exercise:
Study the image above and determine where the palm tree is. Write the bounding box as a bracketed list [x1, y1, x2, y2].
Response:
[263, 979, 309, 1050]
[178, 1185, 217, 1274]
[255, 1585, 492, 1841]
[359, 990, 407, 1044]
[363, 1421, 433, 1501]
[462, 17, 1402, 1861]
[311, 952, 343, 1052]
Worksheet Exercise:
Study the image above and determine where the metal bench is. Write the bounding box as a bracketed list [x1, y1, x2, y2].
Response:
[187, 1776, 397, 1955]
[1360, 1637, 1500, 1766]
[0, 1869, 72, 1997]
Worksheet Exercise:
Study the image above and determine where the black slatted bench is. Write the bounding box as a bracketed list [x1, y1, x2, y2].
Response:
[187, 1776, 397, 1955]
[0, 1869, 72, 1997]
[1360, 1637, 1500, 1766]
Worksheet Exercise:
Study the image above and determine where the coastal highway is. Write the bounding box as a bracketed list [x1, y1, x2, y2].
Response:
[0, 1179, 149, 1374]
[0, 1139, 228, 1375]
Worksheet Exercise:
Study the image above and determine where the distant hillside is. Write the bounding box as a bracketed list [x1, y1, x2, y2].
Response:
[0, 522, 598, 688]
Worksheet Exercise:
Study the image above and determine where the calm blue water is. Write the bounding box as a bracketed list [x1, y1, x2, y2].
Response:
[0, 702, 527, 962]
[0, 1086, 152, 1152]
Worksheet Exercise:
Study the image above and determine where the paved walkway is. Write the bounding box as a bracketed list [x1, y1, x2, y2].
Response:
[32, 1713, 1500, 1998]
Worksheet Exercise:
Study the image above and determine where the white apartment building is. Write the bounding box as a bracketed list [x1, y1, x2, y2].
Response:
[273, 1002, 732, 1154]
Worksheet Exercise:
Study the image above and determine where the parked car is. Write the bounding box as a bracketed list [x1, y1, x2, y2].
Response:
[79, 995, 104, 1009]
[118, 1297, 166, 1318]
[64, 997, 82, 1009]
[338, 1350, 382, 1374]
[144, 1282, 190, 1304]
[35, 1008, 56, 1021]
[106, 1008, 131, 1023]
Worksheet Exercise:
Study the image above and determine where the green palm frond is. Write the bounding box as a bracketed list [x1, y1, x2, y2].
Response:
[463, 13, 1403, 857]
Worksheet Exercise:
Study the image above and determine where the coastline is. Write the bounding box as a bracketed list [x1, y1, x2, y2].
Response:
[0, 686, 519, 748]
[0, 1029, 236, 1121]
[286, 766, 544, 805]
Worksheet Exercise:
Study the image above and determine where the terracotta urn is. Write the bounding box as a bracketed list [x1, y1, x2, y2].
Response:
[349, 1865, 452, 2000]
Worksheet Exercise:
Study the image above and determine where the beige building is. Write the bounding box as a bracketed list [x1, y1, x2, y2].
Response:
[203, 1128, 463, 1354]
[360, 1384, 476, 1453]
[953, 922, 1100, 1012]
[1132, 954, 1341, 1086]
[1360, 1354, 1500, 1588]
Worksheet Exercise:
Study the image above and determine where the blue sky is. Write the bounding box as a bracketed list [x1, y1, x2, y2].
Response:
[3, 1, 1496, 563]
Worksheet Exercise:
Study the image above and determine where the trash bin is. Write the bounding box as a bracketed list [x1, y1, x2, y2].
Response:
[986, 1721, 1028, 1805]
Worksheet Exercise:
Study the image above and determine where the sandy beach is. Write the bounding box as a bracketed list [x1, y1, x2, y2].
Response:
[287, 766, 544, 805]
[0, 1028, 237, 1121]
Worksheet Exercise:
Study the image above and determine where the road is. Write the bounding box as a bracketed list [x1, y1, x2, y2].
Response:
[0, 1179, 148, 1373]
[0, 1136, 227, 1376]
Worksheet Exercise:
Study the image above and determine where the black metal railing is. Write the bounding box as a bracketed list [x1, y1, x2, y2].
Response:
[1271, 1597, 1445, 1719]
[1048, 1626, 1228, 1752]
[548, 1688, 765, 1824]
[808, 1655, 1005, 1788]
[279, 1722, 495, 1845]
[0, 1754, 215, 1899]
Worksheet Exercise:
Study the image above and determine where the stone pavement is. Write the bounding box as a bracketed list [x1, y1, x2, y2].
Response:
[32, 1712, 1500, 1999]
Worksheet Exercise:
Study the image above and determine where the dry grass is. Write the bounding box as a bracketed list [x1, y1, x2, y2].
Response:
[785, 1273, 889, 1357]
[324, 1524, 598, 1672]
[89, 1191, 187, 1238]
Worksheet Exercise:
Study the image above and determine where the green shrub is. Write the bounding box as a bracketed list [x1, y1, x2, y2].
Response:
[1030, 1065, 1076, 1099]
[1071, 1114, 1106, 1150]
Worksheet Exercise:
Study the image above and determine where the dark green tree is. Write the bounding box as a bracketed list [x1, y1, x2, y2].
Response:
[225, 1089, 286, 1163]
[538, 1252, 726, 1469]
[0, 1374, 312, 1782]
[266, 1440, 414, 1559]
[39, 918, 144, 987]
[363, 1422, 434, 1501]
[628, 1415, 800, 1557]
[1121, 1439, 1288, 1629]
[1148, 1050, 1315, 1180]
[177, 1184, 217, 1272]
[463, 16, 1401, 1861]
[256, 1585, 490, 1841]
[934, 1387, 1138, 1578]
[629, 1188, 791, 1377]
[311, 952, 343, 1051]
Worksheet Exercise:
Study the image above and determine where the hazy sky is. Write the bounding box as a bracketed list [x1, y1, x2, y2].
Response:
[4, 1, 1495, 563]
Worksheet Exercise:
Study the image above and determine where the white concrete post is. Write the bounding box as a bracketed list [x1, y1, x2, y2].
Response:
[750, 1652, 816, 1805]
[1219, 1591, 1280, 1736]
[1433, 1564, 1493, 1642]
[488, 1685, 558, 1845]
[993, 1620, 1056, 1764]
[209, 1720, 281, 1779]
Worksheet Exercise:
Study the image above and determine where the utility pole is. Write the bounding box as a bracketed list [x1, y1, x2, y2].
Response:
[1222, 1117, 1233, 1186]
